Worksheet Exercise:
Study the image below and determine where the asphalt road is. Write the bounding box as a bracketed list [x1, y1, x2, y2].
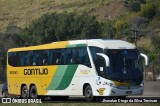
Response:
[0, 81, 160, 102]
[143, 81, 160, 96]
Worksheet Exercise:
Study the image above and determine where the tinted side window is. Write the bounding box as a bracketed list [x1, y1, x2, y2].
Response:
[8, 52, 20, 66]
[77, 47, 91, 67]
[8, 47, 91, 67]
[8, 52, 15, 66]
[19, 52, 25, 66]
[65, 48, 80, 65]
[90, 47, 104, 76]
[66, 48, 73, 64]
[89, 47, 103, 63]
[34, 51, 41, 65]
[50, 49, 64, 65]
[72, 48, 78, 64]
[24, 51, 33, 66]
[41, 50, 49, 65]
[32, 51, 38, 65]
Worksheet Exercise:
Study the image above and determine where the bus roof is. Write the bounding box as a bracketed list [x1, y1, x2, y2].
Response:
[87, 39, 136, 49]
[8, 39, 136, 52]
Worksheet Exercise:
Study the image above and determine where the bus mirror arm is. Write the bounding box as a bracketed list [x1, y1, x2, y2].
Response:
[140, 53, 148, 66]
[96, 53, 110, 67]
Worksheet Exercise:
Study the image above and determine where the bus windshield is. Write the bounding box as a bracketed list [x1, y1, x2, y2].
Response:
[105, 49, 143, 83]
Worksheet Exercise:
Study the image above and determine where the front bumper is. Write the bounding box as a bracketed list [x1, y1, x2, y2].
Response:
[93, 85, 144, 96]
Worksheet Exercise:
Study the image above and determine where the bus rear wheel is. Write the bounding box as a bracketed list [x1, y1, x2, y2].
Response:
[85, 85, 94, 102]
[21, 85, 29, 99]
[30, 85, 38, 99]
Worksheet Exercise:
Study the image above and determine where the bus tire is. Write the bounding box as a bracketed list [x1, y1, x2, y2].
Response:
[30, 85, 38, 99]
[21, 85, 29, 99]
[84, 85, 94, 102]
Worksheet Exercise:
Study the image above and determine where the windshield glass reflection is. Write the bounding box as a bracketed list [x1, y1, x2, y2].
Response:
[106, 49, 143, 83]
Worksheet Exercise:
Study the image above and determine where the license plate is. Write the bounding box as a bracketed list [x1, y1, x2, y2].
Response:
[126, 91, 132, 94]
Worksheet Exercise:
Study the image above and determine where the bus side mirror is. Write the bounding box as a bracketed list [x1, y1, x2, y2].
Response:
[96, 53, 110, 67]
[140, 53, 148, 66]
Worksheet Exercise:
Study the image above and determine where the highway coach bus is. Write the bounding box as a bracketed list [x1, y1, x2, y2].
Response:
[7, 39, 148, 101]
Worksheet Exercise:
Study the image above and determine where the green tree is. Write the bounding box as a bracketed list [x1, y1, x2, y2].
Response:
[139, 2, 156, 19]
[150, 35, 160, 69]
[130, 1, 141, 12]
[114, 19, 129, 38]
[0, 33, 24, 82]
[99, 20, 115, 38]
[21, 12, 100, 45]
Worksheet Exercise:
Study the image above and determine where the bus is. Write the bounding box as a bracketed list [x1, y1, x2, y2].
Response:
[7, 39, 148, 101]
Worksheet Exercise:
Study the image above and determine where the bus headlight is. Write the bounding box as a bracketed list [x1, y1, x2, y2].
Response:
[104, 82, 118, 88]
[110, 83, 118, 88]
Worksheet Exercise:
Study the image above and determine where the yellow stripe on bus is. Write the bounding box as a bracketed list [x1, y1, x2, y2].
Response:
[113, 81, 130, 86]
[8, 41, 70, 52]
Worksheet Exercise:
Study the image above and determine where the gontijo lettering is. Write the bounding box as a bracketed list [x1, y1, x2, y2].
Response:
[24, 68, 48, 75]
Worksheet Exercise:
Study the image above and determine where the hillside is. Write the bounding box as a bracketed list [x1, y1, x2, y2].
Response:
[0, 0, 130, 32]
[0, 0, 160, 54]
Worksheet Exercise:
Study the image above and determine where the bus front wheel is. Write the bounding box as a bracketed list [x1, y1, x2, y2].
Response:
[84, 85, 94, 102]
[21, 85, 29, 99]
[30, 85, 38, 99]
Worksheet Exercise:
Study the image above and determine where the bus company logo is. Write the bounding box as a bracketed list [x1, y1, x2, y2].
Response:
[2, 98, 11, 103]
[97, 88, 105, 95]
[24, 68, 48, 75]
